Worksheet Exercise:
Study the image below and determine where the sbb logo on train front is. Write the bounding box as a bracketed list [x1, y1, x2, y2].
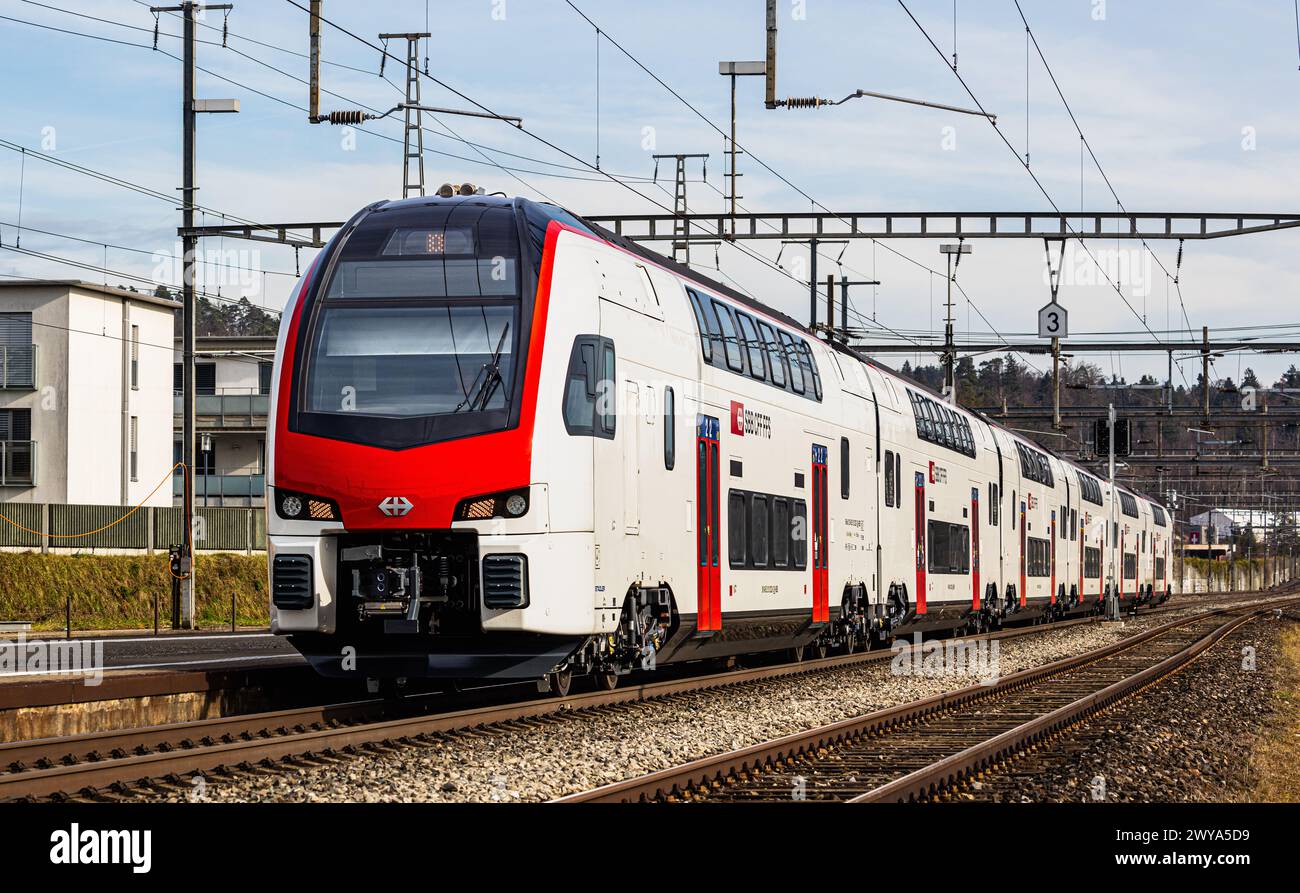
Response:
[378, 496, 414, 517]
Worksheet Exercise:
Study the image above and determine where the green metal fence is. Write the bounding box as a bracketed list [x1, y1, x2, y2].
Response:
[0, 502, 42, 548]
[0, 503, 265, 552]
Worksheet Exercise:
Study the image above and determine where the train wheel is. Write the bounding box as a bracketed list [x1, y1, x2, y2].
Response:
[594, 670, 618, 691]
[546, 669, 572, 698]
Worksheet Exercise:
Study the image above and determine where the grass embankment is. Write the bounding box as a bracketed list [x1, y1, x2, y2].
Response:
[0, 552, 269, 631]
[1250, 623, 1300, 802]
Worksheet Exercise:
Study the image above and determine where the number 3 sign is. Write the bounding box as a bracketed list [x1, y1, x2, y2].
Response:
[1038, 301, 1068, 339]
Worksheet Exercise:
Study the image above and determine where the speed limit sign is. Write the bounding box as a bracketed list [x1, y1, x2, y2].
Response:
[1038, 301, 1067, 339]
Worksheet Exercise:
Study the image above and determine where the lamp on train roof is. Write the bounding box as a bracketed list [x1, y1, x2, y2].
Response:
[435, 182, 487, 197]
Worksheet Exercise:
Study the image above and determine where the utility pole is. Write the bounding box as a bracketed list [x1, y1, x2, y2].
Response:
[153, 2, 237, 628]
[1106, 402, 1121, 621]
[652, 153, 708, 264]
[939, 242, 971, 402]
[718, 61, 765, 237]
[381, 32, 431, 198]
[1201, 324, 1211, 419]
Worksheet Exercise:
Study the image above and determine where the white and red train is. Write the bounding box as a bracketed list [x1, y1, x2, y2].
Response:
[266, 194, 1172, 692]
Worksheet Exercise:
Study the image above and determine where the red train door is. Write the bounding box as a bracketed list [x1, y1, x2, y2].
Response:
[1097, 520, 1104, 601]
[1119, 528, 1125, 603]
[811, 444, 829, 624]
[970, 487, 981, 611]
[1078, 515, 1085, 604]
[1049, 510, 1057, 605]
[914, 471, 927, 614]
[1018, 500, 1027, 608]
[695, 416, 721, 634]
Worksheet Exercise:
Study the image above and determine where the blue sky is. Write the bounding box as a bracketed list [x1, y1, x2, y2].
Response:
[2, 0, 1299, 386]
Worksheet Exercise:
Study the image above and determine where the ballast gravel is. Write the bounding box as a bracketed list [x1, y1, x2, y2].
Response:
[964, 611, 1295, 803]
[161, 594, 1290, 803]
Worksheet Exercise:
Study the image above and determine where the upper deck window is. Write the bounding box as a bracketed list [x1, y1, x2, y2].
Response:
[907, 389, 976, 459]
[1119, 491, 1140, 518]
[682, 287, 821, 402]
[711, 301, 745, 373]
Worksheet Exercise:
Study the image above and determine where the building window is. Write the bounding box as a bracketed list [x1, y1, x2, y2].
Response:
[0, 408, 34, 485]
[130, 325, 140, 390]
[176, 362, 218, 395]
[258, 360, 273, 395]
[129, 416, 139, 482]
[0, 312, 35, 389]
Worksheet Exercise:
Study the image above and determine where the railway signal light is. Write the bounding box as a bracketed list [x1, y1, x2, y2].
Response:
[1095, 418, 1131, 458]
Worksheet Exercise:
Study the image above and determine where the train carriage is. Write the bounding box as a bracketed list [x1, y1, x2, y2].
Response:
[267, 193, 1175, 690]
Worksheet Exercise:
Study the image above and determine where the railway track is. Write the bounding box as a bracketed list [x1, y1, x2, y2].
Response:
[0, 591, 1282, 802]
[557, 597, 1296, 803]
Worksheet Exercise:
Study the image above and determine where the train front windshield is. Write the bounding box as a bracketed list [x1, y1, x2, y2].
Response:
[295, 202, 529, 449]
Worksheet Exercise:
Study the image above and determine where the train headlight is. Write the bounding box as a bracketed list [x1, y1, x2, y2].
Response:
[281, 495, 303, 518]
[454, 488, 530, 522]
[275, 489, 339, 522]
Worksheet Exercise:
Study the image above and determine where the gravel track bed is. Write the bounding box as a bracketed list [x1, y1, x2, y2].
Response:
[962, 609, 1297, 803]
[160, 598, 1279, 803]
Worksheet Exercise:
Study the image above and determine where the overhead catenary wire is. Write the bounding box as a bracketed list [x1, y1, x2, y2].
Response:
[1011, 0, 1198, 347]
[896, 0, 1192, 392]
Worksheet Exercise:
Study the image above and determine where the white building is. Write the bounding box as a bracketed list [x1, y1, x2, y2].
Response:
[0, 280, 175, 506]
[173, 335, 274, 507]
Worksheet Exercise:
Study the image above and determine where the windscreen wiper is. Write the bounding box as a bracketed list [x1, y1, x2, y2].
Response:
[455, 323, 510, 413]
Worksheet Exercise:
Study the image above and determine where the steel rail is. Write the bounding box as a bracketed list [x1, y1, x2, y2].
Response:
[850, 608, 1264, 803]
[0, 591, 1277, 801]
[555, 595, 1297, 803]
[0, 611, 1103, 800]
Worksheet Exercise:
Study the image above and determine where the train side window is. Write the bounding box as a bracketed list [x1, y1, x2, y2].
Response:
[1011, 491, 1016, 529]
[792, 499, 808, 569]
[772, 498, 790, 567]
[989, 483, 999, 526]
[840, 437, 850, 499]
[757, 321, 787, 387]
[1070, 508, 1077, 540]
[779, 332, 805, 393]
[884, 450, 895, 508]
[685, 289, 713, 362]
[735, 312, 767, 381]
[562, 335, 615, 440]
[728, 490, 747, 567]
[750, 495, 770, 567]
[599, 343, 617, 436]
[711, 301, 745, 373]
[798, 341, 822, 400]
[663, 386, 675, 470]
[895, 452, 901, 508]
